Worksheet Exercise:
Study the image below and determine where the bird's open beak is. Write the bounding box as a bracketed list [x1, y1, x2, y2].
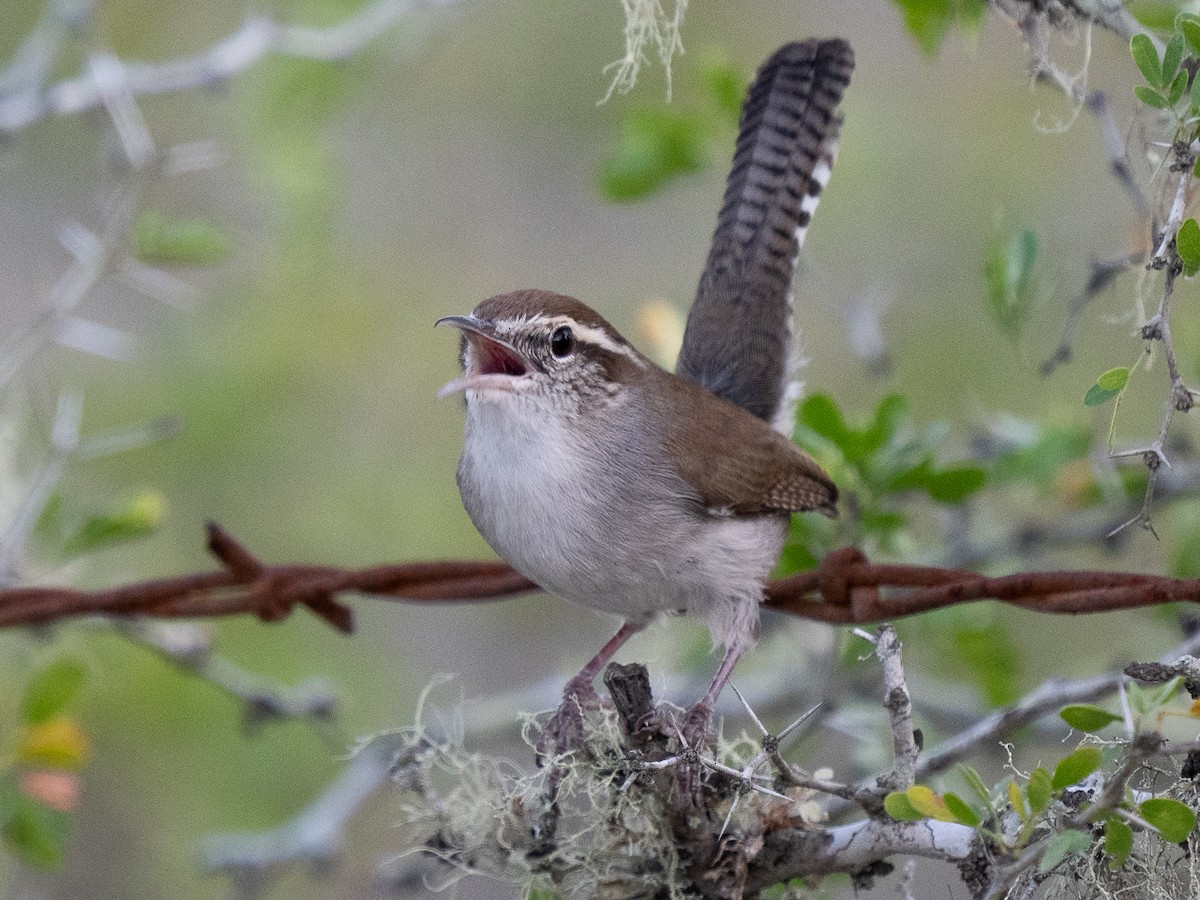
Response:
[435, 315, 531, 397]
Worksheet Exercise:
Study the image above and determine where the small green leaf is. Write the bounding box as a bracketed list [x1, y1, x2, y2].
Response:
[906, 785, 957, 822]
[1060, 704, 1122, 732]
[1134, 84, 1171, 108]
[798, 393, 851, 448]
[959, 764, 994, 809]
[1162, 31, 1185, 85]
[1084, 383, 1123, 407]
[61, 491, 164, 559]
[1027, 767, 1052, 814]
[1192, 70, 1200, 114]
[1008, 779, 1028, 821]
[943, 792, 981, 827]
[890, 0, 988, 56]
[1085, 365, 1131, 408]
[884, 790, 925, 821]
[953, 622, 1020, 706]
[0, 782, 70, 870]
[984, 228, 1038, 340]
[1097, 366, 1131, 391]
[1039, 829, 1092, 873]
[1131, 33, 1163, 87]
[924, 465, 988, 503]
[701, 60, 749, 124]
[598, 107, 710, 202]
[990, 423, 1091, 484]
[1180, 14, 1200, 55]
[22, 660, 86, 726]
[1052, 746, 1102, 790]
[1105, 816, 1134, 868]
[1147, 674, 1184, 708]
[1169, 68, 1189, 105]
[1177, 218, 1200, 276]
[1139, 797, 1198, 843]
[133, 212, 232, 266]
[863, 393, 910, 454]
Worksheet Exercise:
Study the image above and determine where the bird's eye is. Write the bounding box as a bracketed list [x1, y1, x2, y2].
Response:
[550, 325, 575, 358]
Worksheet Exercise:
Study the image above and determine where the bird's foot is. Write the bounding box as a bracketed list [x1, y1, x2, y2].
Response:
[536, 675, 603, 764]
[677, 700, 716, 752]
[673, 701, 717, 806]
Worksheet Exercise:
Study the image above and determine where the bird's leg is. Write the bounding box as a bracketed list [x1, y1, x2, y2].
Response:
[680, 640, 746, 749]
[539, 621, 643, 759]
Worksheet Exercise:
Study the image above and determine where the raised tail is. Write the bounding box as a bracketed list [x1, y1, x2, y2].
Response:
[675, 39, 854, 426]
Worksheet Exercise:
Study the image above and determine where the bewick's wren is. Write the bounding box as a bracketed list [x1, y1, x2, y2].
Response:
[438, 39, 853, 743]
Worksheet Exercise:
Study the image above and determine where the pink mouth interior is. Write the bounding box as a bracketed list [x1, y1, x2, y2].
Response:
[471, 335, 527, 377]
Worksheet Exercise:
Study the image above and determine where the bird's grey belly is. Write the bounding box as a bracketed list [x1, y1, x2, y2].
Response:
[456, 405, 788, 631]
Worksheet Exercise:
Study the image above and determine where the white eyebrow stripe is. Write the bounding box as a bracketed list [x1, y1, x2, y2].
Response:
[489, 313, 648, 367]
[570, 322, 647, 366]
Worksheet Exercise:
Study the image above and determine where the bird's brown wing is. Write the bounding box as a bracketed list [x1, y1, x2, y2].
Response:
[657, 371, 838, 518]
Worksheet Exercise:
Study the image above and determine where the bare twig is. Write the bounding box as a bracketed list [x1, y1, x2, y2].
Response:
[119, 620, 339, 732]
[0, 0, 441, 136]
[202, 734, 403, 880]
[858, 625, 919, 793]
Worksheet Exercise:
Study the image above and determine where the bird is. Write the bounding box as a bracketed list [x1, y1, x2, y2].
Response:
[437, 38, 854, 747]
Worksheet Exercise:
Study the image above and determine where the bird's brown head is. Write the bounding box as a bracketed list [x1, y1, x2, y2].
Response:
[436, 290, 648, 413]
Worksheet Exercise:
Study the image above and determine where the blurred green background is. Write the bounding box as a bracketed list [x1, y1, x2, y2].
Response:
[0, 0, 1192, 897]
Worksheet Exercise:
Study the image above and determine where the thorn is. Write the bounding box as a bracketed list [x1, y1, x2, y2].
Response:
[729, 682, 767, 736]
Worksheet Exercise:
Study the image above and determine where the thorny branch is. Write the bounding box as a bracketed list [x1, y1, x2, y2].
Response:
[997, 1, 1200, 532]
[0, 0, 444, 136]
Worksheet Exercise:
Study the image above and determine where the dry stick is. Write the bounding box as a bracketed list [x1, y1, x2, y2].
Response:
[0, 0, 438, 135]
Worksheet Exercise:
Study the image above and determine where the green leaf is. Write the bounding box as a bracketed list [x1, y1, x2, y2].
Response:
[0, 781, 70, 870]
[133, 212, 232, 266]
[891, 0, 988, 56]
[984, 228, 1038, 340]
[884, 791, 925, 821]
[1038, 829, 1092, 873]
[906, 785, 957, 822]
[1027, 767, 1052, 814]
[959, 764, 994, 809]
[1147, 674, 1184, 708]
[1097, 366, 1131, 391]
[1177, 218, 1200, 276]
[1131, 33, 1163, 87]
[953, 621, 1020, 706]
[1085, 366, 1130, 408]
[1084, 383, 1123, 407]
[1105, 816, 1134, 868]
[1162, 31, 1185, 85]
[22, 660, 86, 726]
[701, 60, 749, 124]
[61, 491, 164, 559]
[924, 465, 988, 503]
[598, 107, 710, 202]
[1139, 797, 1198, 843]
[1180, 13, 1200, 55]
[990, 423, 1091, 484]
[943, 791, 981, 827]
[1052, 746, 1102, 790]
[1008, 779, 1028, 820]
[863, 394, 910, 454]
[1133, 85, 1171, 109]
[798, 393, 852, 449]
[1060, 704, 1122, 732]
[1169, 68, 1189, 105]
